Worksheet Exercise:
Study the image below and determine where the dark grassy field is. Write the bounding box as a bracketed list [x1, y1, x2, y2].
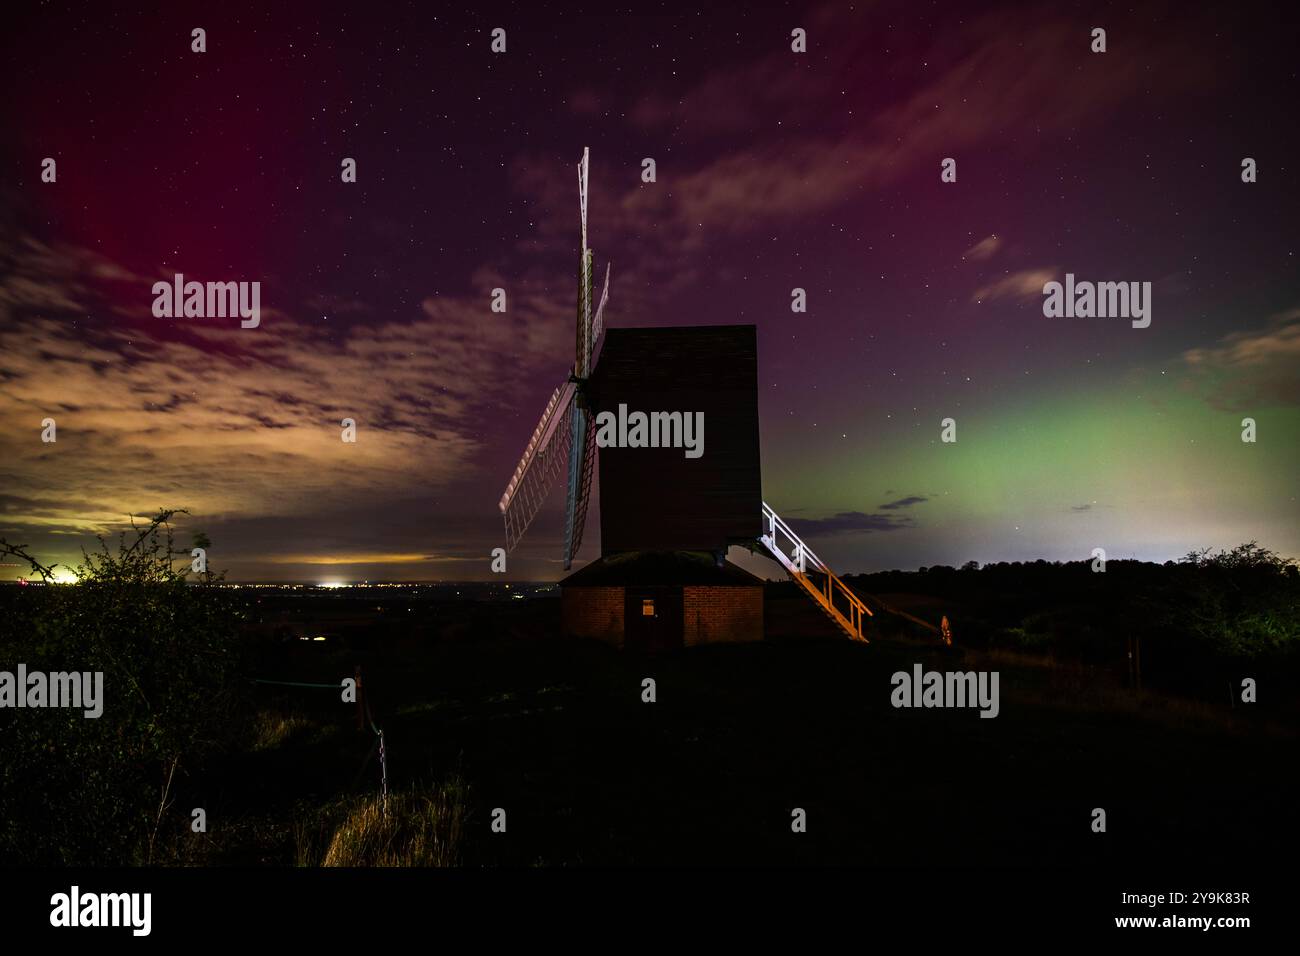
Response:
[180, 590, 1296, 867]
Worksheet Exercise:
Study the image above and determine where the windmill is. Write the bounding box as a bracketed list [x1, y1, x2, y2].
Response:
[499, 147, 610, 570]
[497, 150, 942, 650]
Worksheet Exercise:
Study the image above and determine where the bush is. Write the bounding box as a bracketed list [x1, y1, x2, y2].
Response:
[1157, 542, 1300, 657]
[0, 510, 250, 865]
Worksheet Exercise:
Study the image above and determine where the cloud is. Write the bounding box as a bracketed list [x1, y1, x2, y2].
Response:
[1180, 309, 1300, 410]
[787, 511, 914, 535]
[0, 235, 585, 564]
[787, 495, 927, 535]
[610, 3, 1213, 239]
[964, 236, 1002, 261]
[265, 552, 458, 565]
[972, 268, 1057, 304]
[880, 495, 929, 510]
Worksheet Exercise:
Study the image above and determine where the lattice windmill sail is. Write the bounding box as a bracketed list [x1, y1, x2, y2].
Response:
[499, 148, 610, 569]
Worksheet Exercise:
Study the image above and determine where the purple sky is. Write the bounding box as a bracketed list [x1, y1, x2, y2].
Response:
[1, 0, 1296, 582]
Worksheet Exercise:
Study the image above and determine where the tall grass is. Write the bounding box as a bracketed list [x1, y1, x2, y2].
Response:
[250, 710, 316, 751]
[296, 778, 469, 867]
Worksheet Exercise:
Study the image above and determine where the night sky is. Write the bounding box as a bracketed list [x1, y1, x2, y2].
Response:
[2, 1, 1297, 582]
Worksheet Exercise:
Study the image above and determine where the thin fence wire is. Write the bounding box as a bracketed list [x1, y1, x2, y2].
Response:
[251, 672, 388, 811]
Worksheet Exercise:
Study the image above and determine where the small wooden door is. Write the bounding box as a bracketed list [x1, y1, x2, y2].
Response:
[624, 586, 684, 653]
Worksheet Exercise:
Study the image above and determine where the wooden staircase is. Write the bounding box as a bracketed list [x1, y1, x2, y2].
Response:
[760, 502, 872, 642]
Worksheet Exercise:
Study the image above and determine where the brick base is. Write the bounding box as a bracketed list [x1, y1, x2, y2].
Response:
[564, 584, 764, 647]
[682, 586, 763, 646]
[562, 586, 624, 644]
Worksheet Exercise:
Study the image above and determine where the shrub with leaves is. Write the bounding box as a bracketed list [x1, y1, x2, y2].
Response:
[0, 510, 249, 865]
[1161, 542, 1300, 657]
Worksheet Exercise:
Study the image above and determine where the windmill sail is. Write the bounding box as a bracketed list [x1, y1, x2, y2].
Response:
[561, 405, 596, 568]
[575, 150, 593, 378]
[561, 147, 598, 567]
[590, 263, 610, 362]
[498, 147, 609, 566]
[499, 380, 578, 550]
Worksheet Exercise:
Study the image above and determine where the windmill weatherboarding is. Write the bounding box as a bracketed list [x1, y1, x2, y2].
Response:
[499, 148, 880, 646]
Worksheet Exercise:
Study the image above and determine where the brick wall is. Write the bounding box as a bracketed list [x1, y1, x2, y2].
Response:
[682, 586, 763, 645]
[562, 586, 625, 644]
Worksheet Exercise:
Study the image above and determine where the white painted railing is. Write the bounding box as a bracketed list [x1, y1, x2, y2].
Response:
[760, 501, 872, 642]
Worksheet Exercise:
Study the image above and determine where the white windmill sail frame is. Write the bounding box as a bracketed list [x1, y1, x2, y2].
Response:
[561, 402, 594, 568]
[591, 262, 610, 360]
[499, 380, 578, 551]
[576, 147, 593, 378]
[498, 146, 610, 563]
[498, 380, 576, 513]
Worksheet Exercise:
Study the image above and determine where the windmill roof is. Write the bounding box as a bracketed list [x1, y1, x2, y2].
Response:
[561, 550, 763, 587]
